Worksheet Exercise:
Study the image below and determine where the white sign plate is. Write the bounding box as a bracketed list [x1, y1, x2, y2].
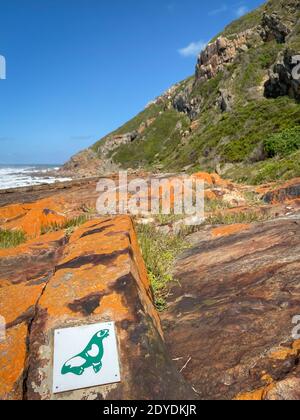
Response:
[53, 322, 121, 394]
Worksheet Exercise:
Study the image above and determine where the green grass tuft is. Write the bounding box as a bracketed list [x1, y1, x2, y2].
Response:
[0, 229, 26, 249]
[205, 210, 271, 225]
[41, 215, 90, 235]
[136, 223, 188, 311]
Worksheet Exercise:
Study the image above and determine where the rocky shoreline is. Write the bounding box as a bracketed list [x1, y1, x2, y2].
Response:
[1, 171, 300, 399]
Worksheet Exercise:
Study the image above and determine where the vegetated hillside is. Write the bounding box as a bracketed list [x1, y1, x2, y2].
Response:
[63, 0, 300, 185]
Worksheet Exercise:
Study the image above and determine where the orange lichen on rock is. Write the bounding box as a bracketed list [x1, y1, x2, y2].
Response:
[0, 203, 28, 222]
[0, 230, 66, 289]
[204, 190, 217, 201]
[0, 230, 65, 258]
[39, 216, 161, 332]
[192, 172, 215, 185]
[21, 215, 193, 400]
[211, 173, 231, 188]
[261, 374, 274, 385]
[17, 208, 66, 236]
[0, 282, 44, 325]
[212, 224, 251, 238]
[269, 340, 300, 361]
[0, 324, 28, 400]
[0, 213, 196, 400]
[0, 228, 70, 399]
[234, 385, 274, 401]
[192, 172, 232, 188]
[1, 197, 67, 237]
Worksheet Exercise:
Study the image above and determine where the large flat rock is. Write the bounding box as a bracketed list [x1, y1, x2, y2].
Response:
[162, 215, 300, 400]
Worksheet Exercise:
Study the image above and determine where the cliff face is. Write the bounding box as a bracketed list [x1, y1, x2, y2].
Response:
[62, 0, 300, 184]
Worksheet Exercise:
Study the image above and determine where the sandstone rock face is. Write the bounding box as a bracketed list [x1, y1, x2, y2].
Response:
[162, 216, 300, 400]
[61, 149, 102, 178]
[0, 216, 195, 400]
[195, 32, 259, 82]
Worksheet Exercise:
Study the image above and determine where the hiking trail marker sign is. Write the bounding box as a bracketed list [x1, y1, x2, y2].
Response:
[53, 322, 121, 394]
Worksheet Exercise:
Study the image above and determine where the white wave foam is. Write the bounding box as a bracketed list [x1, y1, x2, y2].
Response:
[0, 166, 72, 190]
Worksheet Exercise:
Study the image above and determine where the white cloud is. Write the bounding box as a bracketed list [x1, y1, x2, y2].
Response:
[178, 40, 207, 58]
[208, 5, 228, 16]
[235, 5, 249, 17]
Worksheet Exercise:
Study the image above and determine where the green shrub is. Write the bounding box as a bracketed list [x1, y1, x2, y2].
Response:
[264, 126, 300, 157]
[222, 138, 255, 162]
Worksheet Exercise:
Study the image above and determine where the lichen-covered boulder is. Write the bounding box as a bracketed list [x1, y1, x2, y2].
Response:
[0, 198, 66, 236]
[0, 216, 195, 400]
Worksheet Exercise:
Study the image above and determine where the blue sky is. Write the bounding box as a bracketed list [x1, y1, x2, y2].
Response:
[0, 0, 265, 164]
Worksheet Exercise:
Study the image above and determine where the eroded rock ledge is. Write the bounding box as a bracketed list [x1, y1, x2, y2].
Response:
[162, 216, 300, 400]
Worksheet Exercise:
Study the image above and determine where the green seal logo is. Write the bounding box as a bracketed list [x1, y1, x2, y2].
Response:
[61, 329, 109, 376]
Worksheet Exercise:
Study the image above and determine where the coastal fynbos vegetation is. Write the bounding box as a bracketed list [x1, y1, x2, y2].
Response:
[264, 126, 300, 158]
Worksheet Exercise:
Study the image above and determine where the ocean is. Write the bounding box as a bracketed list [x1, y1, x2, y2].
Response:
[0, 164, 72, 190]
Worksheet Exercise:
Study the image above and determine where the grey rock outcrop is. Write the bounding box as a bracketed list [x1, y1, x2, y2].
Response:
[216, 89, 233, 112]
[260, 12, 291, 43]
[173, 87, 201, 120]
[264, 50, 300, 100]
